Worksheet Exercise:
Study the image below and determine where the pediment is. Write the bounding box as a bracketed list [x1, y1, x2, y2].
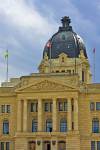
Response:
[16, 80, 76, 93]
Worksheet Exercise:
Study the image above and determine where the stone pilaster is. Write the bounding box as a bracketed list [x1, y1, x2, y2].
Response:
[38, 99, 42, 131]
[74, 98, 79, 131]
[53, 98, 57, 132]
[51, 140, 57, 150]
[68, 99, 72, 131]
[36, 139, 43, 150]
[17, 100, 22, 132]
[23, 99, 28, 132]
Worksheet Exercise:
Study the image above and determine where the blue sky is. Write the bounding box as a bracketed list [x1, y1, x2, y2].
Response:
[0, 0, 100, 83]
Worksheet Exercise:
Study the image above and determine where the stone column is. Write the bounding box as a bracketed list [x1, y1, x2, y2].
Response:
[67, 99, 72, 131]
[23, 99, 28, 132]
[53, 98, 57, 132]
[74, 98, 79, 131]
[38, 99, 42, 132]
[17, 100, 22, 132]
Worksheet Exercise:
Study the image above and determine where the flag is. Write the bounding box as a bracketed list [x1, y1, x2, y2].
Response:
[46, 41, 51, 48]
[93, 48, 95, 53]
[4, 50, 8, 59]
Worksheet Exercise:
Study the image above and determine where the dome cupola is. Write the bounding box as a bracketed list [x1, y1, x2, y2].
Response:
[43, 16, 87, 59]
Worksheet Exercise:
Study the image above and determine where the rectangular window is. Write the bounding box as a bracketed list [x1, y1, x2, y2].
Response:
[50, 102, 52, 112]
[44, 103, 49, 112]
[0, 142, 4, 150]
[96, 102, 100, 110]
[1, 105, 5, 113]
[91, 141, 95, 150]
[3, 121, 9, 134]
[6, 142, 10, 150]
[64, 102, 67, 111]
[59, 102, 63, 111]
[31, 103, 38, 112]
[6, 105, 10, 113]
[90, 102, 95, 111]
[44, 102, 52, 112]
[97, 141, 100, 150]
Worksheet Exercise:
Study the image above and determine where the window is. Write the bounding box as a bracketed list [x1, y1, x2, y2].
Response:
[59, 102, 63, 111]
[1, 142, 4, 150]
[1, 105, 5, 113]
[91, 141, 95, 150]
[1, 105, 10, 113]
[58, 101, 67, 111]
[31, 103, 38, 112]
[60, 119, 67, 132]
[92, 118, 99, 133]
[45, 103, 49, 112]
[90, 102, 95, 111]
[32, 119, 37, 132]
[96, 102, 100, 110]
[91, 141, 100, 150]
[97, 141, 100, 150]
[0, 142, 10, 150]
[44, 102, 52, 112]
[46, 119, 52, 132]
[3, 120, 9, 134]
[6, 105, 10, 113]
[6, 142, 10, 150]
[64, 102, 67, 111]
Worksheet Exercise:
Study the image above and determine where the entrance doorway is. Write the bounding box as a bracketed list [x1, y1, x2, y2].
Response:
[47, 143, 51, 150]
[44, 141, 51, 150]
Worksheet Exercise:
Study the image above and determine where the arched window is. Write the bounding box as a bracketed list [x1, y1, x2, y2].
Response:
[3, 120, 9, 134]
[60, 119, 67, 132]
[92, 118, 99, 133]
[32, 119, 37, 132]
[46, 119, 52, 132]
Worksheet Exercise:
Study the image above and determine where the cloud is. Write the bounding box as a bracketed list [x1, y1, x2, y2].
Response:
[0, 0, 57, 83]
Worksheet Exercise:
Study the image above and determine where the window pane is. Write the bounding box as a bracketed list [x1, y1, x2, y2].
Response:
[1, 142, 4, 150]
[44, 103, 49, 112]
[7, 105, 10, 113]
[32, 120, 37, 132]
[97, 141, 100, 150]
[91, 141, 95, 150]
[64, 102, 67, 111]
[1, 105, 5, 113]
[59, 102, 63, 111]
[90, 102, 95, 111]
[46, 119, 52, 132]
[31, 103, 37, 112]
[50, 102, 52, 112]
[92, 119, 99, 133]
[6, 142, 10, 150]
[60, 119, 67, 132]
[96, 102, 100, 110]
[3, 120, 9, 134]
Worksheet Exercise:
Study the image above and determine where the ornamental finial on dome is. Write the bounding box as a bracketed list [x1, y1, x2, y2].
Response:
[61, 16, 71, 27]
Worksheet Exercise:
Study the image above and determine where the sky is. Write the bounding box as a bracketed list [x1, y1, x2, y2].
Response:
[0, 0, 100, 84]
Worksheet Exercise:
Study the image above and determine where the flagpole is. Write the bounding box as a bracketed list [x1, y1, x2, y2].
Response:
[50, 43, 51, 73]
[5, 50, 9, 82]
[93, 48, 95, 82]
[6, 50, 8, 82]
